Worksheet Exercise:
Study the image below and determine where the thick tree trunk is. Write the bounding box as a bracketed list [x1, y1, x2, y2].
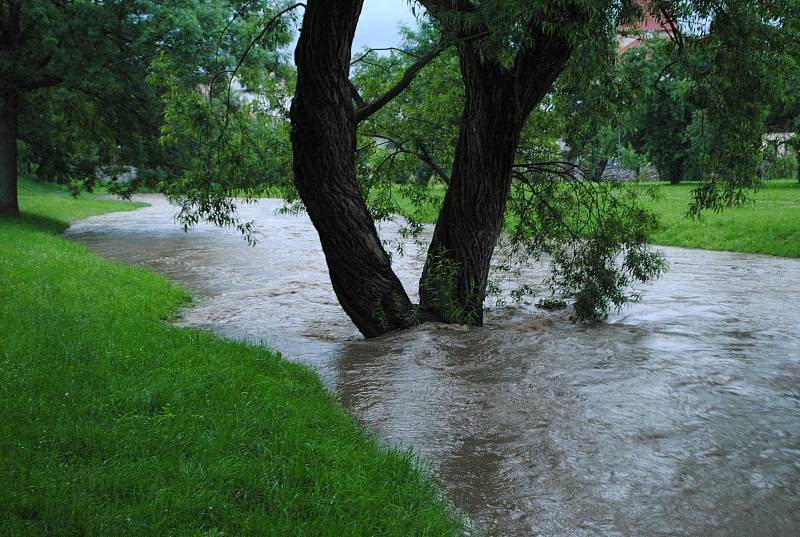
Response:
[290, 0, 415, 338]
[0, 91, 19, 217]
[419, 39, 572, 325]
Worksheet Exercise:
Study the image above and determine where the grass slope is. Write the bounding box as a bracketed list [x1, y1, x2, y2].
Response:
[14, 177, 149, 233]
[0, 179, 461, 536]
[642, 181, 800, 257]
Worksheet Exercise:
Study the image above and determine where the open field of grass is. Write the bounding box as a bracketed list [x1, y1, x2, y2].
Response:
[382, 179, 800, 258]
[642, 181, 800, 258]
[0, 179, 461, 536]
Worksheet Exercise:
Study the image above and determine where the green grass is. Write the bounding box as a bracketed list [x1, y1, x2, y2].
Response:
[382, 179, 800, 258]
[15, 177, 148, 233]
[641, 180, 800, 257]
[0, 178, 462, 536]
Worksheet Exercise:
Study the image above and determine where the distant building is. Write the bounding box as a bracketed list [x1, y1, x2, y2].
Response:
[763, 132, 796, 157]
[617, 9, 672, 54]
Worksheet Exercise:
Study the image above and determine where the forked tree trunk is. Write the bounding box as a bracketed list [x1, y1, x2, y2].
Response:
[0, 91, 19, 217]
[420, 38, 573, 325]
[290, 0, 415, 338]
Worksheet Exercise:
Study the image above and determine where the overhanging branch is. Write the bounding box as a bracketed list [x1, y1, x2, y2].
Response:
[354, 40, 449, 123]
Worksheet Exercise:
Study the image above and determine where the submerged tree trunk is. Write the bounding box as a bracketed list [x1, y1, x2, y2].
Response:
[420, 35, 573, 325]
[290, 0, 415, 338]
[0, 91, 19, 217]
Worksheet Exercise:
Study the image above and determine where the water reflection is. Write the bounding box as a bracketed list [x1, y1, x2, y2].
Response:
[66, 196, 800, 536]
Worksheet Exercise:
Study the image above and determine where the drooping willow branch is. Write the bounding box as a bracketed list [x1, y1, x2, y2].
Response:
[205, 3, 304, 181]
[363, 131, 452, 184]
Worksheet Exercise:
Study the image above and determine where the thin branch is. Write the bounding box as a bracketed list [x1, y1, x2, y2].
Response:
[352, 47, 420, 66]
[396, 113, 458, 136]
[214, 0, 260, 59]
[655, 2, 685, 52]
[362, 132, 452, 184]
[223, 3, 304, 111]
[210, 2, 304, 168]
[413, 139, 451, 184]
[356, 140, 377, 153]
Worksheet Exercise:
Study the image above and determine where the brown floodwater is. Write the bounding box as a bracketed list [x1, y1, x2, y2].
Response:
[65, 196, 800, 536]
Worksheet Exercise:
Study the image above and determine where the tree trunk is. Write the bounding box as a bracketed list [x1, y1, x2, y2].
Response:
[0, 91, 19, 217]
[669, 160, 683, 185]
[419, 38, 572, 325]
[290, 0, 415, 338]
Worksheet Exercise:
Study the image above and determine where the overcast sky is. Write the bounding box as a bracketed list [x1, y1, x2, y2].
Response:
[352, 0, 418, 52]
[286, 0, 418, 59]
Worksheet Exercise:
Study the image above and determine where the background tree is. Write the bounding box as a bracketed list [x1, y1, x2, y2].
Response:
[1, 0, 276, 216]
[621, 40, 695, 184]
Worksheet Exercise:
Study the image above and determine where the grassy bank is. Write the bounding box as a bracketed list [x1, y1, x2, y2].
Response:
[0, 179, 461, 536]
[642, 181, 800, 257]
[385, 180, 800, 258]
[13, 177, 149, 232]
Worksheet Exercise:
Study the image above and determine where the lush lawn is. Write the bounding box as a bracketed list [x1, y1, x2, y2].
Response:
[0, 179, 461, 536]
[642, 181, 800, 258]
[383, 179, 800, 258]
[14, 177, 148, 233]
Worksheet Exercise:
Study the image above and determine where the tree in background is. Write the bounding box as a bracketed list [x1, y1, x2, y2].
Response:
[0, 0, 284, 216]
[150, 1, 296, 236]
[621, 40, 694, 184]
[0, 0, 75, 216]
[560, 2, 799, 196]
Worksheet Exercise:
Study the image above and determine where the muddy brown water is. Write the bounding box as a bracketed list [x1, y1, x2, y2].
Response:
[65, 196, 800, 536]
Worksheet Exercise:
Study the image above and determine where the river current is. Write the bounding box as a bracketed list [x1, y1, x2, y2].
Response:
[65, 196, 800, 536]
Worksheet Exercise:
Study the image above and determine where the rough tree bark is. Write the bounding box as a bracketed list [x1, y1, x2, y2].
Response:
[290, 0, 416, 338]
[0, 91, 19, 217]
[1, 1, 21, 217]
[419, 22, 574, 325]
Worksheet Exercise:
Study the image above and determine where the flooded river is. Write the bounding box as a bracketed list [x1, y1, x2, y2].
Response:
[65, 196, 800, 536]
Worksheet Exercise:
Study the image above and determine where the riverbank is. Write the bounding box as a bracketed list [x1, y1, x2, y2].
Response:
[54, 184, 800, 536]
[387, 180, 800, 258]
[641, 181, 800, 257]
[0, 179, 462, 536]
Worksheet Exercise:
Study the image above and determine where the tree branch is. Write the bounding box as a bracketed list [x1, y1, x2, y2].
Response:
[355, 40, 448, 123]
[352, 47, 420, 66]
[223, 2, 304, 106]
[363, 132, 452, 184]
[413, 139, 451, 184]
